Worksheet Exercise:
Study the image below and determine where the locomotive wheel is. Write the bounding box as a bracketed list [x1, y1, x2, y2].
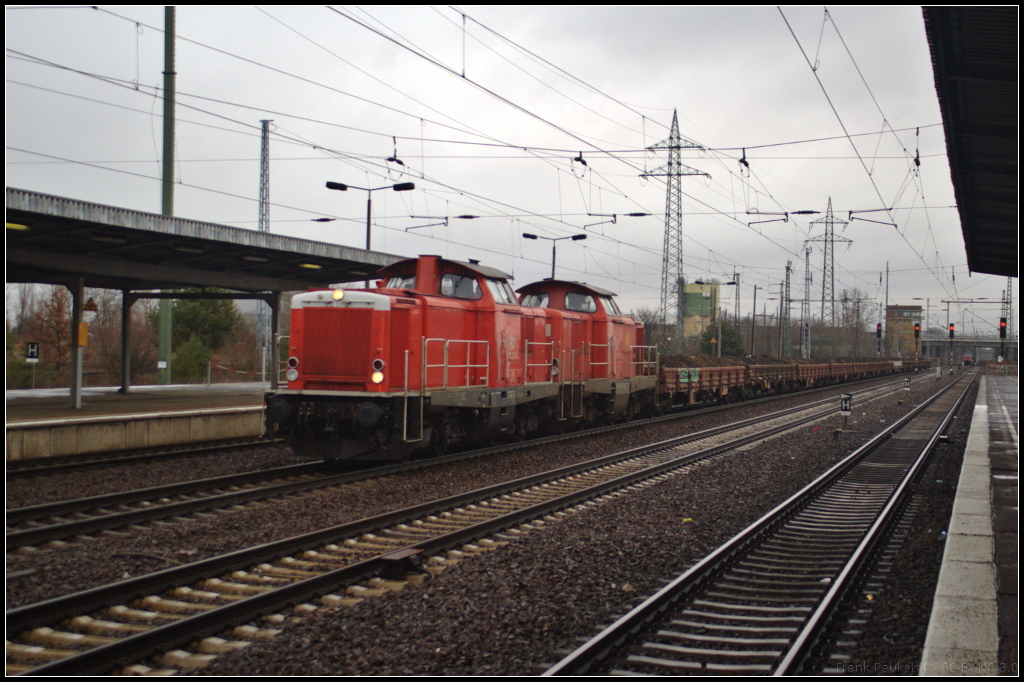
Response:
[432, 431, 450, 457]
[431, 410, 455, 456]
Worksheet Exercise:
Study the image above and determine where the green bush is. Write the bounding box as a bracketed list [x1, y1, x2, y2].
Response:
[173, 334, 210, 383]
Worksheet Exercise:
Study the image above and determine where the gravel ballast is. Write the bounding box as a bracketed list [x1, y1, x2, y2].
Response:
[180, 375, 970, 676]
[7, 372, 970, 682]
[5, 446, 316, 509]
[6, 376, 931, 609]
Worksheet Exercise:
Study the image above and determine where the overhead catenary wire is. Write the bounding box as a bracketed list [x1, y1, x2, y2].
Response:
[6, 6, 965, 308]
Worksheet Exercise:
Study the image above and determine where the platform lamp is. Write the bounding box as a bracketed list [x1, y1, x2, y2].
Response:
[522, 233, 586, 279]
[327, 181, 415, 285]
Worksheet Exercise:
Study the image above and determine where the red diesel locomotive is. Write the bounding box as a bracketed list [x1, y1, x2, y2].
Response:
[266, 255, 658, 460]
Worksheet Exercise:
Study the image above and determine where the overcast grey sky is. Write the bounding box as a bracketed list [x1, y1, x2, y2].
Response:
[5, 5, 1014, 335]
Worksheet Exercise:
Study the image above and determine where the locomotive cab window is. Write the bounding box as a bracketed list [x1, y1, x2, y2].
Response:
[486, 279, 518, 305]
[600, 296, 621, 316]
[441, 273, 482, 300]
[385, 275, 416, 289]
[519, 292, 549, 308]
[565, 292, 597, 313]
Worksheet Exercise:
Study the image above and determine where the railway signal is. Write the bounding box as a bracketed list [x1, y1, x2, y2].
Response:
[914, 323, 921, 338]
[999, 318, 1007, 338]
[948, 323, 955, 339]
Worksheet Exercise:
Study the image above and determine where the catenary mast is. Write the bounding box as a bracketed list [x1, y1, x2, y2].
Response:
[641, 110, 708, 350]
[806, 198, 850, 325]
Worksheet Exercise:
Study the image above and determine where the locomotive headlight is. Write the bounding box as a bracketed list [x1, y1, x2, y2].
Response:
[286, 368, 299, 382]
[287, 356, 299, 369]
[371, 371, 385, 384]
[331, 289, 345, 301]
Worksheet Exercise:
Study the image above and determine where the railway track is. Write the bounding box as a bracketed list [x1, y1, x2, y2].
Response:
[5, 438, 283, 479]
[5, 370, 921, 482]
[543, 373, 974, 676]
[6, 376, 927, 550]
[5, 374, 941, 675]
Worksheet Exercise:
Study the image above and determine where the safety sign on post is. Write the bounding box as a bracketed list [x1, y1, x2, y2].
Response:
[26, 342, 39, 389]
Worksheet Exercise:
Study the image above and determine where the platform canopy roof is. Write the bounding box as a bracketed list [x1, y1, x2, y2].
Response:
[923, 6, 1018, 278]
[6, 188, 403, 292]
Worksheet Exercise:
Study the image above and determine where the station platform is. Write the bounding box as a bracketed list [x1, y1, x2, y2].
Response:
[921, 372, 1018, 676]
[5, 383, 267, 462]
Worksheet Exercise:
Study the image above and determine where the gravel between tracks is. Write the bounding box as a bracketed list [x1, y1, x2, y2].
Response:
[5, 447, 317, 509]
[187, 375, 967, 676]
[6, 374, 960, 672]
[822, 379, 978, 675]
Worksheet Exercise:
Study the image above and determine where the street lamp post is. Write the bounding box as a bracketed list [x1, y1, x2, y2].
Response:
[327, 181, 415, 286]
[522, 233, 586, 279]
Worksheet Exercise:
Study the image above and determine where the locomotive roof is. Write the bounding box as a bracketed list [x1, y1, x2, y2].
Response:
[516, 280, 618, 297]
[379, 256, 512, 281]
[459, 260, 513, 281]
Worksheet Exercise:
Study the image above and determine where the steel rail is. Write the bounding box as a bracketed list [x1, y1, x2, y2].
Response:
[774, 375, 974, 674]
[543, 374, 970, 676]
[7, 378, 915, 548]
[5, 438, 283, 479]
[7, 463, 325, 525]
[8, 378, 921, 674]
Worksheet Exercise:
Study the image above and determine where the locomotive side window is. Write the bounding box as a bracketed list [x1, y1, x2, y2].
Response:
[441, 273, 482, 300]
[600, 295, 621, 316]
[503, 282, 518, 305]
[520, 292, 549, 308]
[385, 275, 416, 289]
[486, 279, 517, 305]
[565, 292, 597, 313]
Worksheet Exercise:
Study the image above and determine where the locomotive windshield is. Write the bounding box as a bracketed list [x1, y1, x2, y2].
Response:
[441, 273, 482, 300]
[600, 295, 622, 315]
[565, 292, 597, 313]
[385, 274, 416, 289]
[486, 279, 518, 305]
[519, 292, 549, 308]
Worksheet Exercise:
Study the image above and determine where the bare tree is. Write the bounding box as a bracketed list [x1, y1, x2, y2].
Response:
[88, 290, 159, 384]
[630, 306, 667, 351]
[20, 284, 72, 381]
[5, 282, 39, 335]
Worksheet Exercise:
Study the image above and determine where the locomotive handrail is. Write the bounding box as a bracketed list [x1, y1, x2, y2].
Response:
[589, 342, 611, 377]
[525, 340, 555, 382]
[631, 344, 658, 376]
[276, 335, 291, 384]
[402, 349, 424, 444]
[422, 337, 490, 390]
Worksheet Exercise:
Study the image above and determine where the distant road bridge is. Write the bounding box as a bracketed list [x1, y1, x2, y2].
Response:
[917, 334, 1018, 363]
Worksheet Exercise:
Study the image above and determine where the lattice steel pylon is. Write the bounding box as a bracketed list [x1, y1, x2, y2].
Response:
[802, 245, 812, 358]
[640, 110, 708, 350]
[806, 198, 850, 325]
[259, 120, 272, 233]
[783, 260, 792, 357]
